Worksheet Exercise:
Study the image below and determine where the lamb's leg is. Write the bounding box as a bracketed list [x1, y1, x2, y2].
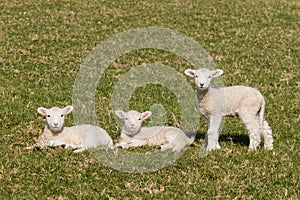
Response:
[64, 143, 83, 149]
[73, 148, 87, 153]
[115, 142, 129, 149]
[25, 138, 47, 150]
[25, 143, 42, 150]
[162, 132, 185, 152]
[206, 116, 222, 151]
[240, 114, 261, 150]
[128, 138, 148, 147]
[47, 139, 81, 149]
[159, 143, 174, 151]
[261, 120, 273, 150]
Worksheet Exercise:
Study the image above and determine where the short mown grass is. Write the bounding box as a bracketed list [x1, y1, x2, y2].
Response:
[0, 0, 299, 199]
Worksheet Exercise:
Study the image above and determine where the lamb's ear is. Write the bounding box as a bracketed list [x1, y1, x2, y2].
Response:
[211, 69, 223, 78]
[141, 111, 152, 120]
[37, 107, 47, 116]
[115, 110, 126, 119]
[184, 69, 196, 77]
[63, 105, 74, 115]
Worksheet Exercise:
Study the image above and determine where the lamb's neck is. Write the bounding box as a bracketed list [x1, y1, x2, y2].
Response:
[44, 125, 64, 136]
[197, 88, 210, 102]
[122, 126, 140, 137]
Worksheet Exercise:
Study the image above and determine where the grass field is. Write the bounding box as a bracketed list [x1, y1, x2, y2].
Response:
[0, 0, 299, 199]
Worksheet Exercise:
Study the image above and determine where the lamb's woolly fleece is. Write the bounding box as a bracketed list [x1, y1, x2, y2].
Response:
[26, 106, 113, 153]
[115, 110, 194, 152]
[185, 68, 273, 151]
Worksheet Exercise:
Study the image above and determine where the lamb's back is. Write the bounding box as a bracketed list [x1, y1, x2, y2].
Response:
[74, 124, 113, 147]
[136, 126, 175, 138]
[210, 86, 264, 116]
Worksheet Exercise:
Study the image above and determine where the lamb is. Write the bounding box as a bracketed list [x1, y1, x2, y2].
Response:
[115, 110, 194, 152]
[184, 68, 273, 151]
[26, 105, 113, 153]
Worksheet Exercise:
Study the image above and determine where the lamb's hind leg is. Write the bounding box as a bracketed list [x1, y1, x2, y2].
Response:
[159, 143, 174, 151]
[262, 120, 273, 150]
[159, 133, 184, 152]
[240, 114, 261, 150]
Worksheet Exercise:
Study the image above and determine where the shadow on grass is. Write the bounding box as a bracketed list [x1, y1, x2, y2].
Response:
[194, 131, 250, 147]
[89, 147, 184, 173]
[90, 131, 250, 173]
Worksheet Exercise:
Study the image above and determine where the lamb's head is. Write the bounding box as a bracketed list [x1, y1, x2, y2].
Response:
[185, 68, 223, 90]
[37, 106, 74, 133]
[115, 110, 152, 136]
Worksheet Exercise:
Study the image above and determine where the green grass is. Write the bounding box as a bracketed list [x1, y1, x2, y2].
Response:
[0, 0, 299, 199]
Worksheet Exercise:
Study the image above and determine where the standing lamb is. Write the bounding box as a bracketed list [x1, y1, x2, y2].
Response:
[26, 105, 113, 153]
[184, 68, 273, 151]
[115, 110, 194, 152]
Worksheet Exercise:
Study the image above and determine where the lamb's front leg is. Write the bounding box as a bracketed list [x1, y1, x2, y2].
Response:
[115, 138, 148, 149]
[25, 143, 43, 150]
[25, 138, 47, 150]
[206, 115, 222, 151]
[128, 138, 148, 147]
[115, 142, 130, 149]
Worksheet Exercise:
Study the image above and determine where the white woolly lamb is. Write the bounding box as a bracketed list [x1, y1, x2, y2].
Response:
[185, 68, 273, 151]
[115, 110, 194, 152]
[26, 105, 113, 153]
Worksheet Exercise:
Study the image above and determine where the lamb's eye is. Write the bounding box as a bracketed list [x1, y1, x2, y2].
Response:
[195, 75, 198, 78]
[138, 118, 142, 121]
[61, 114, 64, 117]
[208, 76, 211, 78]
[125, 117, 128, 120]
[47, 115, 50, 118]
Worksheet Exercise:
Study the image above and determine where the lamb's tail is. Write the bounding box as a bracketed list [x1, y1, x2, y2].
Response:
[259, 98, 266, 129]
[187, 134, 196, 145]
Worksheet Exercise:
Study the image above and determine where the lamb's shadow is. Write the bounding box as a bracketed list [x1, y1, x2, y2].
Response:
[193, 131, 250, 147]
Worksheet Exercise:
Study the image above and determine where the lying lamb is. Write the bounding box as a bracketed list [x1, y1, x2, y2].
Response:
[184, 68, 274, 151]
[115, 110, 194, 152]
[26, 105, 113, 153]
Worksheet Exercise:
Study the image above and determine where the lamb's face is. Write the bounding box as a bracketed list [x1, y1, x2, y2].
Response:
[185, 68, 223, 90]
[124, 111, 144, 135]
[115, 110, 152, 136]
[38, 106, 74, 133]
